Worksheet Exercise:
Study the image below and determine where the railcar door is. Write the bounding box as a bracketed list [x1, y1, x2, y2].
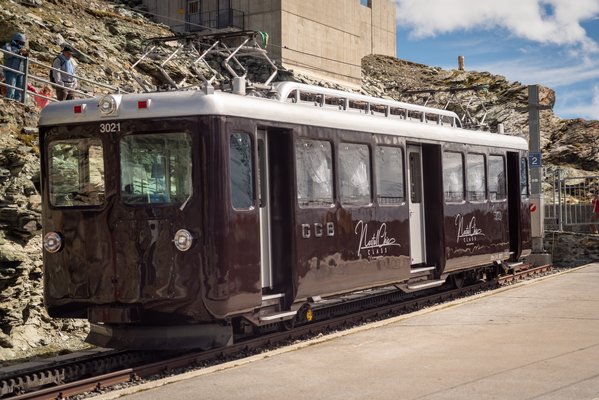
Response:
[407, 145, 426, 265]
[507, 151, 523, 260]
[257, 129, 273, 288]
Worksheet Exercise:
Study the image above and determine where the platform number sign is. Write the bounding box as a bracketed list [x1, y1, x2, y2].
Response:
[529, 152, 542, 167]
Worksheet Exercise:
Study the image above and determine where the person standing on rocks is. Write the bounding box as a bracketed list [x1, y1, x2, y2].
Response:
[2, 33, 30, 102]
[590, 190, 599, 234]
[52, 46, 77, 101]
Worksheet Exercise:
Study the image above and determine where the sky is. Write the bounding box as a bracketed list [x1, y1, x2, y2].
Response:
[372, 0, 599, 121]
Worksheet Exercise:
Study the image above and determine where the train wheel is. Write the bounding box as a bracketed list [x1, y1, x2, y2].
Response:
[282, 317, 296, 331]
[450, 273, 465, 289]
[486, 267, 499, 281]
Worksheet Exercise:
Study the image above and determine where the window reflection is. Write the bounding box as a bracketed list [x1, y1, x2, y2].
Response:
[120, 133, 192, 205]
[467, 153, 485, 201]
[340, 143, 371, 204]
[229, 132, 254, 209]
[296, 139, 333, 206]
[376, 146, 404, 205]
[49, 139, 105, 207]
[443, 152, 464, 202]
[521, 157, 529, 199]
[489, 155, 506, 200]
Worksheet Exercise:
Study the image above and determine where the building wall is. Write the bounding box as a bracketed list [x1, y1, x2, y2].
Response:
[368, 0, 396, 58]
[143, 0, 187, 33]
[141, 0, 396, 87]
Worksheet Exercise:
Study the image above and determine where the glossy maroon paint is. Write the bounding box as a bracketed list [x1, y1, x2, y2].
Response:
[42, 114, 531, 329]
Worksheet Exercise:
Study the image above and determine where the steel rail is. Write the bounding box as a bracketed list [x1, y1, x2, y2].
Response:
[12, 263, 552, 400]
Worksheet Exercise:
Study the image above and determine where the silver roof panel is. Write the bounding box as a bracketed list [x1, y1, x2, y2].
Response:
[39, 88, 528, 151]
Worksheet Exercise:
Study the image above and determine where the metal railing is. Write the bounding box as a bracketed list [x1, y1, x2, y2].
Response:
[187, 8, 244, 32]
[543, 170, 599, 231]
[1, 48, 127, 105]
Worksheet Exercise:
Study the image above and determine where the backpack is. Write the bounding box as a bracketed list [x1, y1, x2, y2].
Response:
[49, 56, 65, 83]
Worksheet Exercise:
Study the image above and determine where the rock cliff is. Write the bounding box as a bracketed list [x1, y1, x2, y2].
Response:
[0, 0, 598, 362]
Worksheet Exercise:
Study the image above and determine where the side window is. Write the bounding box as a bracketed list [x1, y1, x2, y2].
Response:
[521, 157, 529, 199]
[488, 155, 506, 200]
[295, 139, 333, 206]
[230, 132, 254, 209]
[49, 139, 105, 207]
[340, 143, 371, 204]
[443, 152, 464, 202]
[258, 136, 266, 208]
[409, 151, 422, 204]
[376, 146, 404, 205]
[121, 133, 192, 205]
[467, 153, 485, 201]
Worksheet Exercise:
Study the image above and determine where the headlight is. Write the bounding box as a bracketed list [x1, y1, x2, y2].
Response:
[44, 232, 62, 253]
[98, 95, 117, 116]
[174, 229, 193, 251]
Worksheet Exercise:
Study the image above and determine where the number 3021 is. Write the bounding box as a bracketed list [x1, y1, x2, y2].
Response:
[100, 123, 121, 133]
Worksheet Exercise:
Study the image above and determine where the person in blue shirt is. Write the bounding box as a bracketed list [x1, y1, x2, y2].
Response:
[52, 46, 77, 101]
[2, 33, 30, 101]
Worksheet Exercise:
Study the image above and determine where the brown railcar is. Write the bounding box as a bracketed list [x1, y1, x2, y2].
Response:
[39, 83, 531, 349]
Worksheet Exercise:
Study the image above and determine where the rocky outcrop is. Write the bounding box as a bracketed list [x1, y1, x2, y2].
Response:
[0, 100, 91, 361]
[360, 55, 598, 173]
[1, 0, 599, 362]
[544, 232, 599, 268]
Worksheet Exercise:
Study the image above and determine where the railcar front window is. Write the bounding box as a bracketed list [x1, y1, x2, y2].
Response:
[443, 152, 464, 202]
[296, 139, 333, 206]
[489, 155, 506, 200]
[230, 132, 254, 209]
[340, 143, 371, 205]
[49, 139, 105, 207]
[521, 157, 529, 199]
[376, 146, 404, 205]
[467, 154, 486, 201]
[120, 133, 192, 205]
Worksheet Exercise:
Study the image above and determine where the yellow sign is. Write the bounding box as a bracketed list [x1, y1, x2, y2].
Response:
[306, 309, 313, 322]
[179, 9, 184, 14]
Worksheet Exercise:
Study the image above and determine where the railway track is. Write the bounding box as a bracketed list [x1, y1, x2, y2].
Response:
[6, 263, 552, 400]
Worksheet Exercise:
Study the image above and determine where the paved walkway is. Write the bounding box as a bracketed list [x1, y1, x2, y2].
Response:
[98, 264, 599, 400]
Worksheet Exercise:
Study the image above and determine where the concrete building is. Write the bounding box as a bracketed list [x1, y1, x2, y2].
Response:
[140, 0, 397, 87]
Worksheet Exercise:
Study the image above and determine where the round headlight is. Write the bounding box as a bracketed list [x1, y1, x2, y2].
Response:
[44, 232, 62, 253]
[174, 229, 193, 251]
[98, 96, 117, 116]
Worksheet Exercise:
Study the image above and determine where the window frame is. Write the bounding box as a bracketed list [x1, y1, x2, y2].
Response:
[521, 156, 530, 200]
[443, 151, 465, 203]
[119, 132, 194, 207]
[229, 131, 255, 210]
[375, 145, 406, 206]
[466, 152, 487, 202]
[295, 137, 335, 208]
[48, 137, 107, 209]
[338, 141, 373, 206]
[488, 154, 507, 202]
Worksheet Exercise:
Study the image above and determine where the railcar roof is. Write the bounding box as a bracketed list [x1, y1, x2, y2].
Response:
[39, 86, 529, 151]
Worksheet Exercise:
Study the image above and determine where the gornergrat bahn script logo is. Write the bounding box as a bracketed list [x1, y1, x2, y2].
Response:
[455, 214, 485, 244]
[355, 220, 401, 258]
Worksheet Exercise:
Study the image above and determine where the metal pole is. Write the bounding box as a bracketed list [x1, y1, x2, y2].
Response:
[552, 172, 556, 218]
[21, 57, 30, 104]
[558, 170, 562, 231]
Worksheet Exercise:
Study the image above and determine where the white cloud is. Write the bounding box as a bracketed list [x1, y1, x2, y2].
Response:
[470, 56, 599, 88]
[558, 85, 599, 120]
[393, 0, 599, 52]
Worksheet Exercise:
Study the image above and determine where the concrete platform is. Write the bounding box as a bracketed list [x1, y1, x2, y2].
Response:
[97, 264, 599, 400]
